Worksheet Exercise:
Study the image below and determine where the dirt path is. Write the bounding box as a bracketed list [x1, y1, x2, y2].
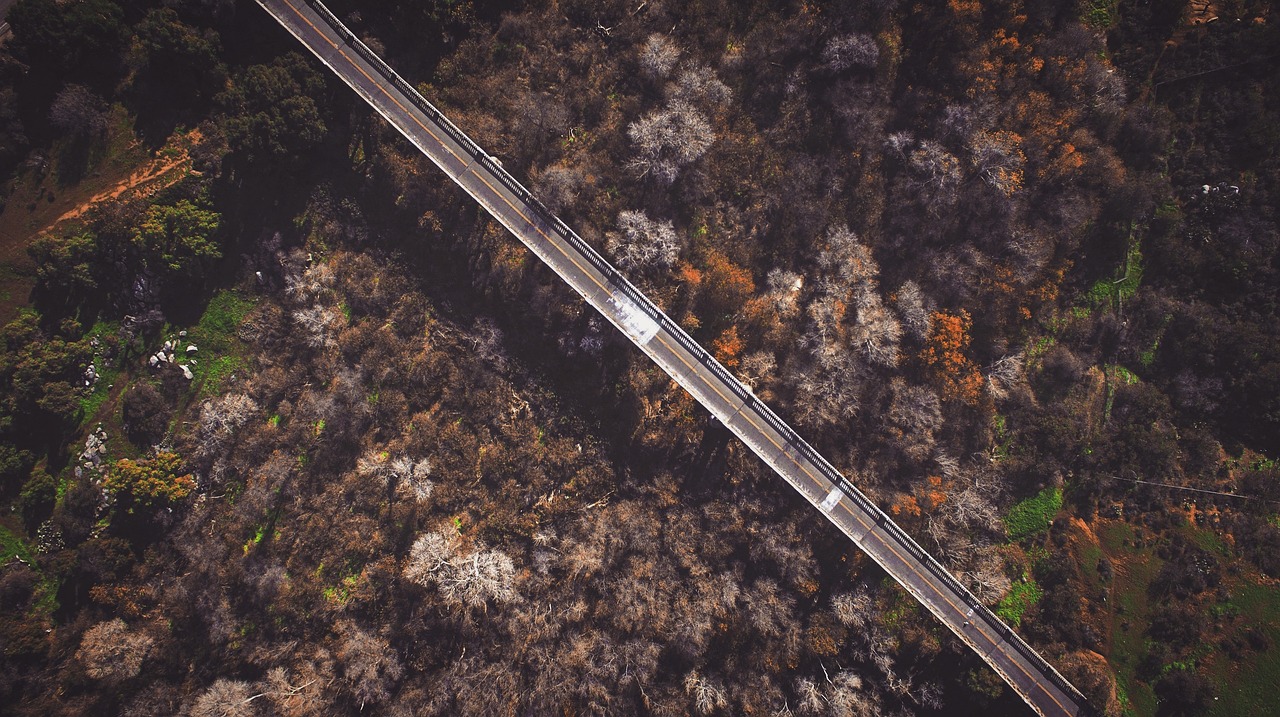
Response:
[53, 154, 192, 225]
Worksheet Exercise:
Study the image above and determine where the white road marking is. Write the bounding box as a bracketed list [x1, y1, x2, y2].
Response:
[608, 294, 659, 344]
[821, 485, 843, 511]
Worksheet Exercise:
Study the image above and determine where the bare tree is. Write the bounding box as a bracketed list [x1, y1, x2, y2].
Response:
[830, 588, 873, 629]
[335, 623, 403, 710]
[822, 34, 880, 71]
[606, 210, 682, 274]
[816, 225, 879, 288]
[986, 352, 1026, 399]
[639, 34, 681, 79]
[50, 85, 108, 138]
[827, 671, 875, 717]
[404, 530, 518, 611]
[795, 678, 825, 715]
[77, 619, 154, 682]
[356, 450, 433, 501]
[908, 139, 963, 209]
[893, 280, 933, 341]
[189, 679, 260, 717]
[684, 671, 728, 714]
[197, 393, 259, 454]
[264, 664, 330, 717]
[670, 65, 733, 108]
[471, 317, 508, 370]
[627, 100, 714, 184]
[533, 164, 586, 214]
[849, 288, 901, 368]
[284, 261, 335, 305]
[887, 378, 942, 461]
[968, 129, 1026, 196]
[765, 268, 804, 317]
[291, 304, 340, 349]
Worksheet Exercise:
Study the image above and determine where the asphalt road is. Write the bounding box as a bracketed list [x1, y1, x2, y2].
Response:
[254, 1, 1095, 714]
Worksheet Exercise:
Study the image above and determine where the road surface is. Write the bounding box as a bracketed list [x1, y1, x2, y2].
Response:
[253, 1, 1096, 714]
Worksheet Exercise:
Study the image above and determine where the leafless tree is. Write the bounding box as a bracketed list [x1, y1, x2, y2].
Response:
[533, 164, 586, 214]
[684, 671, 728, 714]
[830, 588, 873, 630]
[291, 304, 340, 349]
[740, 350, 778, 390]
[197, 393, 259, 455]
[189, 679, 260, 717]
[627, 100, 714, 184]
[987, 352, 1026, 399]
[893, 281, 933, 341]
[404, 530, 518, 611]
[670, 65, 733, 108]
[264, 663, 330, 717]
[815, 225, 878, 288]
[335, 623, 403, 710]
[765, 268, 804, 317]
[795, 678, 825, 715]
[50, 85, 108, 138]
[606, 210, 682, 274]
[827, 671, 875, 717]
[470, 317, 508, 371]
[639, 34, 681, 79]
[822, 34, 879, 71]
[849, 288, 901, 368]
[356, 449, 433, 501]
[969, 129, 1026, 196]
[77, 619, 154, 682]
[284, 262, 336, 305]
[887, 378, 942, 461]
[745, 578, 797, 640]
[908, 139, 963, 209]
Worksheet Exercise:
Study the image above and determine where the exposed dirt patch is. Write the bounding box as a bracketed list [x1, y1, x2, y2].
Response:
[53, 154, 191, 225]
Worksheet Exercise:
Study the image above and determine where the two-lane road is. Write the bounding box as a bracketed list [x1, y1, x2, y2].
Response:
[253, 1, 1095, 714]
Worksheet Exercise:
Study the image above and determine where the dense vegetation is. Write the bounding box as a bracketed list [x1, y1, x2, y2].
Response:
[0, 0, 1277, 715]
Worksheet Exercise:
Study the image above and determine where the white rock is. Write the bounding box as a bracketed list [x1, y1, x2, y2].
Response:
[186, 344, 198, 354]
[178, 330, 187, 337]
[149, 355, 159, 367]
[181, 365, 194, 380]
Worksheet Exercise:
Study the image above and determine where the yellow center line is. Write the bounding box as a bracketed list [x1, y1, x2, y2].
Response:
[273, 2, 1071, 712]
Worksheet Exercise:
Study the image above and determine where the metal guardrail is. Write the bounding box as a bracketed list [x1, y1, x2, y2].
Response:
[295, 2, 1094, 712]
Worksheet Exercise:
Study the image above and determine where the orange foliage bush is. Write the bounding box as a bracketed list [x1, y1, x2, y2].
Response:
[920, 310, 984, 404]
[105, 452, 195, 507]
[711, 325, 744, 368]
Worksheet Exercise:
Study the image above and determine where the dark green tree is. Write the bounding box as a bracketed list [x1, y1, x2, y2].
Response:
[131, 199, 222, 279]
[5, 0, 127, 87]
[218, 52, 328, 166]
[133, 8, 226, 108]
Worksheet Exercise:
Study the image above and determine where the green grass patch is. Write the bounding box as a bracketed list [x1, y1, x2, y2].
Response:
[0, 522, 59, 614]
[0, 524, 34, 565]
[1203, 578, 1280, 717]
[1103, 364, 1140, 422]
[1004, 487, 1063, 541]
[996, 577, 1043, 627]
[1099, 521, 1162, 716]
[187, 290, 255, 397]
[198, 354, 245, 396]
[1088, 230, 1143, 310]
[190, 290, 255, 353]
